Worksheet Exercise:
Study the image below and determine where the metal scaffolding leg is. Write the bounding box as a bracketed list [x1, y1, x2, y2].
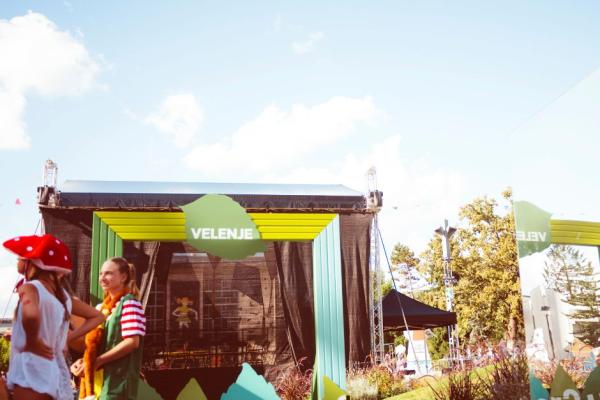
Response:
[369, 215, 384, 364]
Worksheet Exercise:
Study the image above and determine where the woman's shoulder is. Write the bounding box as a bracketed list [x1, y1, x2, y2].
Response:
[18, 281, 41, 296]
[122, 293, 140, 303]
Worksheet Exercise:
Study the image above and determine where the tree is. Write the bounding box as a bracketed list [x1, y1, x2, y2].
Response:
[544, 244, 600, 344]
[0, 336, 9, 372]
[390, 243, 421, 294]
[391, 243, 420, 269]
[417, 188, 524, 346]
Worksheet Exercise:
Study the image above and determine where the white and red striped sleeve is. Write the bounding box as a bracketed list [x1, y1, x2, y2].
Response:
[120, 299, 146, 338]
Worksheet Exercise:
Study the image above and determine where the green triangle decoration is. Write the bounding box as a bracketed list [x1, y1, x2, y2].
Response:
[136, 380, 164, 400]
[582, 366, 600, 400]
[176, 378, 208, 400]
[529, 374, 548, 400]
[220, 363, 280, 400]
[550, 365, 579, 399]
[323, 376, 346, 400]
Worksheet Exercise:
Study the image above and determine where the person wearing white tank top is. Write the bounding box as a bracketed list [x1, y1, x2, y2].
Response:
[2, 234, 104, 400]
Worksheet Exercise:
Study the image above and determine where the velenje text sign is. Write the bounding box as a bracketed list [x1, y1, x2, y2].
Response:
[181, 194, 266, 260]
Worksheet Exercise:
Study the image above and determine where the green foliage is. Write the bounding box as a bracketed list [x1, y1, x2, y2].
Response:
[365, 366, 407, 399]
[429, 370, 486, 400]
[391, 244, 419, 270]
[425, 327, 450, 361]
[544, 244, 600, 344]
[428, 355, 529, 400]
[390, 243, 421, 293]
[478, 352, 529, 399]
[0, 336, 9, 372]
[346, 375, 378, 399]
[393, 333, 407, 347]
[347, 365, 408, 399]
[417, 188, 524, 345]
[382, 279, 393, 298]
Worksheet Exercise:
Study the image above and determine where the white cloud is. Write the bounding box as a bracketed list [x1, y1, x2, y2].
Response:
[292, 31, 324, 55]
[270, 135, 468, 254]
[0, 90, 28, 149]
[145, 94, 203, 148]
[183, 95, 468, 253]
[184, 96, 382, 175]
[0, 12, 101, 150]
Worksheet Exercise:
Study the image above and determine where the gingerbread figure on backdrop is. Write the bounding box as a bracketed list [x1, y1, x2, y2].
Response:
[172, 296, 198, 330]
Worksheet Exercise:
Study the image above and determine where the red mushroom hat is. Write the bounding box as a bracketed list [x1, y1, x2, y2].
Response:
[2, 234, 72, 274]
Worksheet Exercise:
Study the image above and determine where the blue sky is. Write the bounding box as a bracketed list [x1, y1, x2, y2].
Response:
[1, 1, 600, 312]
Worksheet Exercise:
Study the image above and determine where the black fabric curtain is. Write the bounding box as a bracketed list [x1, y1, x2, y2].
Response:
[272, 241, 315, 372]
[270, 214, 373, 372]
[340, 214, 373, 366]
[42, 209, 94, 303]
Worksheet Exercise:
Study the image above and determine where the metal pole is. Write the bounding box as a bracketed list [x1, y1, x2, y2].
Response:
[435, 220, 459, 366]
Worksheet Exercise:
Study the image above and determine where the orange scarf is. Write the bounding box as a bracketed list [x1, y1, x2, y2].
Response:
[79, 289, 129, 399]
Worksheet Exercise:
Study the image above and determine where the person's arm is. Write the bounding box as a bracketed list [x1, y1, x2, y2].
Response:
[95, 336, 139, 369]
[67, 297, 105, 345]
[19, 284, 53, 360]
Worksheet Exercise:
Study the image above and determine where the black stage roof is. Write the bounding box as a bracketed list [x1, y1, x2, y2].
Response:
[40, 180, 368, 211]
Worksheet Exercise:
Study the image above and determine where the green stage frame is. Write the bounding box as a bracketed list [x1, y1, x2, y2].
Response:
[90, 210, 346, 399]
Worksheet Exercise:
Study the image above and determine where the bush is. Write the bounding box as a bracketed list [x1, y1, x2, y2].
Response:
[429, 352, 529, 400]
[480, 352, 528, 399]
[275, 360, 312, 400]
[347, 364, 408, 399]
[0, 337, 9, 373]
[346, 376, 378, 400]
[430, 371, 486, 400]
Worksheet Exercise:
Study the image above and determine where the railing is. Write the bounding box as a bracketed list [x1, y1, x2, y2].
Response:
[142, 327, 281, 370]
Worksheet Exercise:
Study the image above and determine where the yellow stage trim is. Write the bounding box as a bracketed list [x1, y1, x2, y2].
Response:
[95, 212, 336, 241]
[550, 219, 600, 246]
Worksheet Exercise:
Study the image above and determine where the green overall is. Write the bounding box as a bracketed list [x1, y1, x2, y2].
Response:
[99, 294, 144, 400]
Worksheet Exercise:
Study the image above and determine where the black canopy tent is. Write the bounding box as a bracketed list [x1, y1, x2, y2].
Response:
[382, 289, 456, 330]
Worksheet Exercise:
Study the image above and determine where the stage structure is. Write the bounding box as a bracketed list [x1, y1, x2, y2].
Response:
[38, 178, 377, 399]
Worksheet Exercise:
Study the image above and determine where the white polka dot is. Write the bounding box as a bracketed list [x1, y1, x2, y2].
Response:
[26, 246, 33, 251]
[14, 237, 20, 242]
[55, 239, 61, 244]
[49, 250, 54, 256]
[64, 256, 68, 260]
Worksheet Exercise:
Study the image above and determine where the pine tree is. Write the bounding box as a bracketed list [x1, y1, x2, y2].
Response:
[544, 245, 600, 345]
[390, 243, 420, 293]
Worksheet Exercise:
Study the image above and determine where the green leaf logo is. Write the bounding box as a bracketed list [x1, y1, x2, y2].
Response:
[175, 378, 208, 400]
[582, 366, 600, 400]
[550, 365, 578, 399]
[513, 201, 552, 258]
[181, 194, 266, 260]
